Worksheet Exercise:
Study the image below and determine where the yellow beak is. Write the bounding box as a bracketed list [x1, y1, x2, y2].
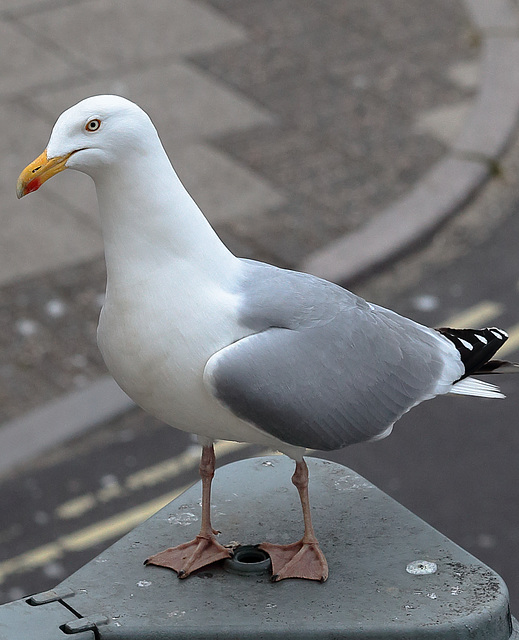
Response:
[16, 149, 72, 199]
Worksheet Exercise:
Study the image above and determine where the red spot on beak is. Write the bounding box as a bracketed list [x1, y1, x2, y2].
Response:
[24, 178, 41, 195]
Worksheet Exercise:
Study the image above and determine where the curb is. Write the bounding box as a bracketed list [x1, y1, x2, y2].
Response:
[0, 377, 134, 479]
[301, 0, 519, 284]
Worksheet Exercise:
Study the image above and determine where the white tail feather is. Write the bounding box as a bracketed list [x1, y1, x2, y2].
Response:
[449, 376, 505, 399]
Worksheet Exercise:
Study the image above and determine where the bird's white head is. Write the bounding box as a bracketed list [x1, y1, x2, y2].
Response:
[17, 95, 158, 198]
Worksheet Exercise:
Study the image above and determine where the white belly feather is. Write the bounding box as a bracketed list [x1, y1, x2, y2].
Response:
[96, 269, 301, 455]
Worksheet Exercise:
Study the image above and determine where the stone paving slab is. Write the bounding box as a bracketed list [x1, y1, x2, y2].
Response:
[1, 0, 72, 14]
[3, 0, 480, 282]
[195, 0, 479, 266]
[0, 258, 107, 423]
[174, 143, 284, 224]
[0, 19, 75, 97]
[454, 36, 519, 159]
[415, 101, 473, 147]
[1, 1, 281, 286]
[0, 194, 102, 286]
[18, 0, 247, 72]
[0, 101, 103, 285]
[465, 0, 519, 31]
[31, 61, 274, 146]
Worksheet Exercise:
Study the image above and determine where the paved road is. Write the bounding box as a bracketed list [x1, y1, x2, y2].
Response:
[1, 196, 519, 612]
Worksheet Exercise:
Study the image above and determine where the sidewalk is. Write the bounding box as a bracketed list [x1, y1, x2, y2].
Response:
[1, 0, 519, 443]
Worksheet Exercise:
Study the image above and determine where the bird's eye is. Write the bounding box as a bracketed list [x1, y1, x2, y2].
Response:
[85, 119, 101, 132]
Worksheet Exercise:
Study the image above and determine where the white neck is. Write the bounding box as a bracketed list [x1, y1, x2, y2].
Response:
[92, 142, 237, 290]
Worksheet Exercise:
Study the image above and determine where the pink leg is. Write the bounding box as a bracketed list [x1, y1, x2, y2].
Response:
[260, 459, 328, 582]
[145, 444, 231, 578]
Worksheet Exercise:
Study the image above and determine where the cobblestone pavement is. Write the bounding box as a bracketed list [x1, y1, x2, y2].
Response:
[0, 0, 481, 423]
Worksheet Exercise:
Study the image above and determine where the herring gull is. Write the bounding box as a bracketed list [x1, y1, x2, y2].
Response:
[17, 95, 518, 582]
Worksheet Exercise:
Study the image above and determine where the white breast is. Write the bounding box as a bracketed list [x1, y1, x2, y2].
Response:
[98, 262, 235, 419]
[91, 151, 304, 455]
[96, 261, 298, 453]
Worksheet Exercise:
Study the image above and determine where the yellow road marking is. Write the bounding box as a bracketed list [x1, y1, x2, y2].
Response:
[56, 440, 251, 521]
[1, 442, 269, 584]
[126, 440, 247, 491]
[439, 300, 519, 358]
[0, 485, 191, 584]
[56, 494, 97, 520]
[442, 301, 504, 329]
[492, 322, 519, 358]
[125, 449, 200, 492]
[97, 482, 124, 503]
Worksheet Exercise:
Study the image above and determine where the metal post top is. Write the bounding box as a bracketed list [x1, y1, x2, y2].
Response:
[0, 456, 516, 639]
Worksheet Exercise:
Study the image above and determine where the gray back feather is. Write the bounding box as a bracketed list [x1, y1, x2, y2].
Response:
[205, 260, 460, 451]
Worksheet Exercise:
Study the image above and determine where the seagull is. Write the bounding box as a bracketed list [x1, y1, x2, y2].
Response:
[17, 95, 518, 582]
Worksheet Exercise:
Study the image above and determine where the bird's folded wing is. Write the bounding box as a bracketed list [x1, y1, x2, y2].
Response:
[204, 301, 460, 451]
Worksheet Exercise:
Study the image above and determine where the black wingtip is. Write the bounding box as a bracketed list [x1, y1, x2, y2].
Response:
[436, 326, 509, 377]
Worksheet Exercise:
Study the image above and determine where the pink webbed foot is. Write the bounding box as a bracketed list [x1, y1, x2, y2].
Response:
[145, 533, 231, 578]
[259, 539, 328, 582]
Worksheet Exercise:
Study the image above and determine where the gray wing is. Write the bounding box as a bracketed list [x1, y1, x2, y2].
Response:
[204, 261, 462, 451]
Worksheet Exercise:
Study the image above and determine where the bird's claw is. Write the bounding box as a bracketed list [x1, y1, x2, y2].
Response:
[259, 539, 328, 582]
[145, 534, 232, 578]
